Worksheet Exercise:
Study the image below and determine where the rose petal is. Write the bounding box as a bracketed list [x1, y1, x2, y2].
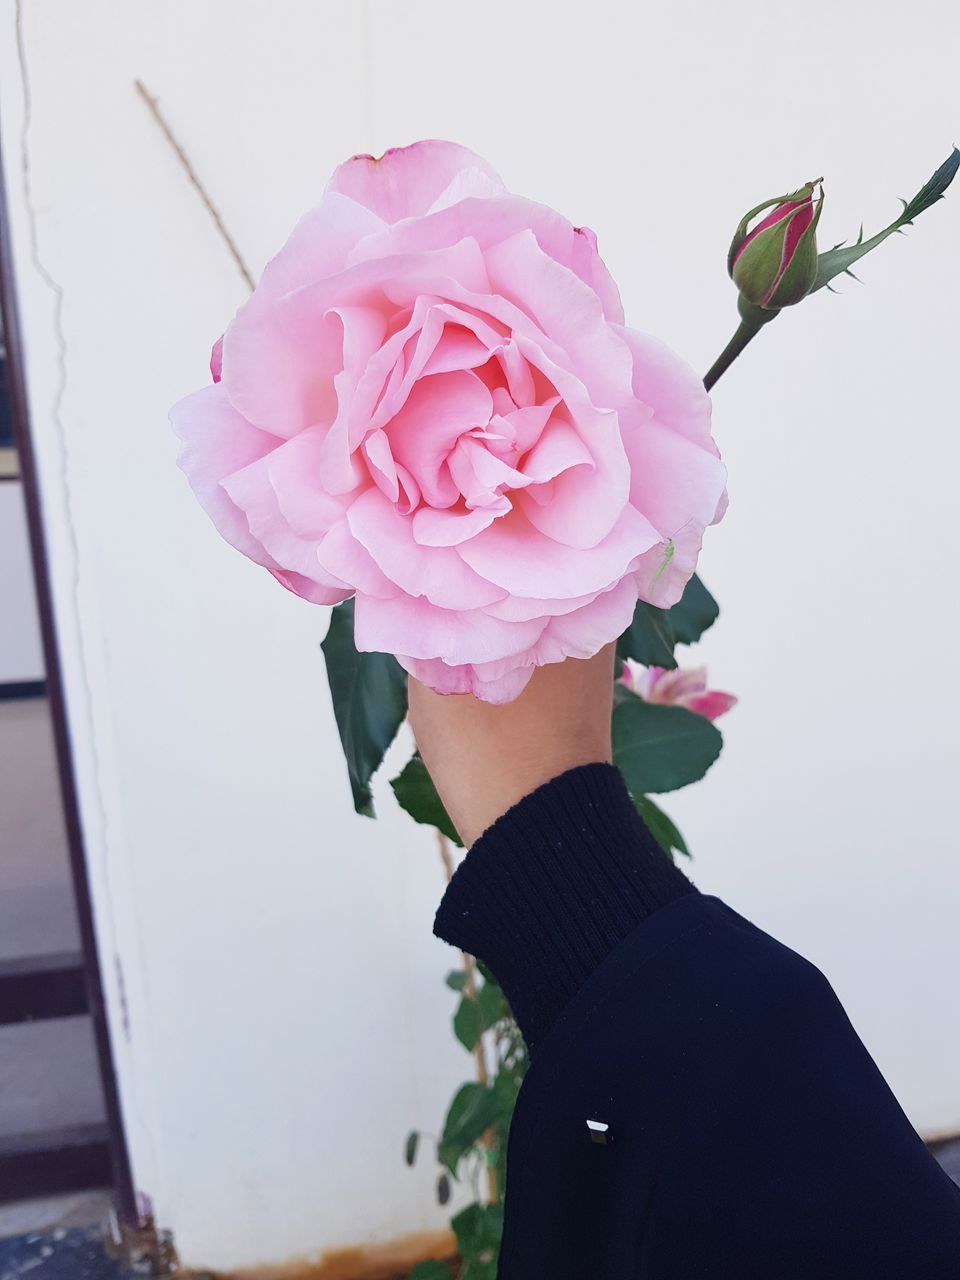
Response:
[386, 370, 494, 509]
[484, 230, 634, 410]
[649, 667, 709, 702]
[458, 503, 660, 599]
[621, 415, 727, 540]
[483, 589, 602, 622]
[170, 383, 281, 567]
[519, 415, 593, 484]
[228, 241, 490, 447]
[327, 140, 504, 224]
[268, 568, 351, 607]
[256, 191, 386, 300]
[355, 593, 543, 664]
[316, 520, 402, 600]
[223, 300, 381, 440]
[395, 653, 534, 704]
[518, 410, 629, 550]
[531, 576, 640, 663]
[350, 192, 623, 323]
[631, 520, 704, 609]
[346, 487, 508, 610]
[411, 497, 511, 547]
[614, 323, 715, 448]
[220, 430, 351, 598]
[447, 437, 528, 507]
[686, 691, 738, 720]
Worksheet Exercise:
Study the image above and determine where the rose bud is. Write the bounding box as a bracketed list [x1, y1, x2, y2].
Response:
[727, 179, 824, 310]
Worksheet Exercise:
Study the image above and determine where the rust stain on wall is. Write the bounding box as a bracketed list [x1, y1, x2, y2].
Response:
[215, 1228, 457, 1280]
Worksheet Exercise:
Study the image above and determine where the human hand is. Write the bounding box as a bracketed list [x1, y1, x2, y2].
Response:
[407, 643, 616, 847]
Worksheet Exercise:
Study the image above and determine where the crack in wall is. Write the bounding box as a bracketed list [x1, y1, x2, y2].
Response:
[10, 0, 177, 1227]
[13, 1, 125, 1029]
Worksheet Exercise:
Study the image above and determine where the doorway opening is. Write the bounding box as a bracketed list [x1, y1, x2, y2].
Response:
[0, 146, 137, 1230]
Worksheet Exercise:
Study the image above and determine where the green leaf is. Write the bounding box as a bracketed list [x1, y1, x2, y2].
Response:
[404, 1130, 419, 1167]
[613, 696, 723, 794]
[813, 148, 959, 294]
[617, 575, 719, 668]
[452, 976, 508, 1052]
[490, 1065, 522, 1117]
[668, 575, 719, 645]
[453, 995, 482, 1052]
[445, 969, 468, 992]
[438, 1083, 500, 1174]
[617, 601, 677, 668]
[390, 754, 463, 846]
[460, 1261, 498, 1280]
[634, 794, 690, 860]
[320, 599, 408, 817]
[476, 980, 508, 1029]
[409, 1262, 452, 1280]
[451, 1202, 504, 1262]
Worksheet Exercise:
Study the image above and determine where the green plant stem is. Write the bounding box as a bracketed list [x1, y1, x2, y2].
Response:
[703, 312, 767, 391]
[703, 297, 781, 390]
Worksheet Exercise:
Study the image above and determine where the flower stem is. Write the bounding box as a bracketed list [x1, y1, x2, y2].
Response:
[702, 301, 777, 391]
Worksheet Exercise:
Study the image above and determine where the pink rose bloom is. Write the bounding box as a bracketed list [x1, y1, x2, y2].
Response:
[171, 140, 727, 703]
[620, 661, 737, 721]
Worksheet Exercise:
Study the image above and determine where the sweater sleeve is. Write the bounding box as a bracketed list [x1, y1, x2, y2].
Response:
[432, 761, 696, 1050]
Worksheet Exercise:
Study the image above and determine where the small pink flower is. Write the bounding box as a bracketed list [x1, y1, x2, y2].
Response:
[620, 660, 736, 721]
[171, 140, 727, 703]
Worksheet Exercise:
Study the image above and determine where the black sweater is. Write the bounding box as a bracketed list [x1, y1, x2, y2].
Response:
[434, 763, 960, 1278]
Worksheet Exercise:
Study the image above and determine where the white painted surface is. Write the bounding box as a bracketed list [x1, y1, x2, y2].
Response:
[0, 480, 44, 681]
[0, 0, 956, 1269]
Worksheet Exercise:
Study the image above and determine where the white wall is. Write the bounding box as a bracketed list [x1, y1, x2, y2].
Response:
[0, 480, 44, 681]
[1, 0, 957, 1269]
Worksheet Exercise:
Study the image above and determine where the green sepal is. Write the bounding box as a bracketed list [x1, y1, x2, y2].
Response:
[726, 182, 817, 276]
[732, 186, 821, 309]
[765, 187, 823, 307]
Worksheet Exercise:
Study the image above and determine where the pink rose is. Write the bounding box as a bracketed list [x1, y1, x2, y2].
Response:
[620, 660, 737, 721]
[171, 140, 727, 703]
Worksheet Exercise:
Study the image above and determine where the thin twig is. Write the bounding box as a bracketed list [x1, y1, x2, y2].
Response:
[134, 79, 255, 292]
[435, 827, 456, 881]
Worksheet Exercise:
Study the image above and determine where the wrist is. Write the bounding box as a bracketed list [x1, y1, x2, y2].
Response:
[453, 745, 613, 848]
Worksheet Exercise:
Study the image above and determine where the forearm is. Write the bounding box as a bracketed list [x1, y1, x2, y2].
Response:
[408, 643, 616, 848]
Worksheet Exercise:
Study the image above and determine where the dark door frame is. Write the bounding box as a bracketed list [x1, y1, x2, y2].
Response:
[0, 129, 139, 1224]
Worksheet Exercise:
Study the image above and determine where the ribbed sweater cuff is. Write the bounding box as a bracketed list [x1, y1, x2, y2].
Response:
[433, 762, 696, 1051]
